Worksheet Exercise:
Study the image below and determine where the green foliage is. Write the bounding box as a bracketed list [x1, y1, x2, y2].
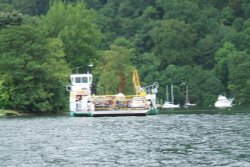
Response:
[158, 65, 222, 106]
[149, 19, 197, 68]
[12, 0, 49, 15]
[97, 38, 135, 95]
[193, 6, 220, 37]
[0, 11, 23, 28]
[235, 19, 250, 51]
[0, 0, 250, 110]
[215, 42, 235, 92]
[195, 35, 218, 69]
[41, 1, 102, 69]
[136, 52, 161, 86]
[221, 7, 235, 25]
[0, 24, 70, 112]
[156, 0, 200, 23]
[215, 42, 250, 105]
[228, 51, 250, 104]
[0, 1, 13, 12]
[0, 75, 12, 108]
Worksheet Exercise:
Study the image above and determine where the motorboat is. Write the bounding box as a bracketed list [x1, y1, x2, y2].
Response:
[214, 95, 234, 108]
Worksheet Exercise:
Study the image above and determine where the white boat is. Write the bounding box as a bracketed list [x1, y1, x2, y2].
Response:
[184, 102, 196, 107]
[162, 84, 180, 109]
[184, 85, 196, 108]
[162, 101, 180, 108]
[66, 70, 159, 117]
[214, 95, 234, 108]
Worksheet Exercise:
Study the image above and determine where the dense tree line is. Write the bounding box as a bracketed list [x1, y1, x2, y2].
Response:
[0, 0, 249, 113]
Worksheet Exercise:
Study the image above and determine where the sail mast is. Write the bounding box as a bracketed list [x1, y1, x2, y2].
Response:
[185, 85, 189, 104]
[171, 84, 174, 104]
[166, 85, 169, 102]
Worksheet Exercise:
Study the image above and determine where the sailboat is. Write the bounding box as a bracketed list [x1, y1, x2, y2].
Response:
[162, 84, 180, 109]
[184, 85, 196, 108]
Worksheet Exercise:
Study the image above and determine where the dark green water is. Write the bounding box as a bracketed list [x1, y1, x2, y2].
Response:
[0, 108, 250, 167]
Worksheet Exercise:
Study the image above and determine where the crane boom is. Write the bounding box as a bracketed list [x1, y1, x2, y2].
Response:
[133, 69, 141, 95]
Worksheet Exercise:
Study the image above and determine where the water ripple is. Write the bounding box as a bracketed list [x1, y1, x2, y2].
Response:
[0, 114, 250, 167]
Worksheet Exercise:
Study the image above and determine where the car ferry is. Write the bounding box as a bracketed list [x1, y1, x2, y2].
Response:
[66, 70, 159, 117]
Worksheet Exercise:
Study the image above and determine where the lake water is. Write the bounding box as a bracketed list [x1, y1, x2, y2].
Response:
[0, 108, 250, 167]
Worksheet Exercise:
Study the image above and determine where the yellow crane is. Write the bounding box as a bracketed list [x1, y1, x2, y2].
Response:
[132, 69, 146, 96]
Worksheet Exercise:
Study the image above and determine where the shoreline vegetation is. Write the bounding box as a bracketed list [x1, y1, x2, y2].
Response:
[1, 1, 250, 114]
[0, 109, 67, 117]
[1, 106, 249, 118]
[0, 109, 21, 117]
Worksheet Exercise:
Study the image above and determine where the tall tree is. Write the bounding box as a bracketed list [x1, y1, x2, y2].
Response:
[136, 52, 161, 86]
[149, 19, 197, 68]
[0, 11, 23, 28]
[0, 24, 70, 112]
[228, 51, 250, 105]
[41, 1, 102, 70]
[216, 42, 250, 104]
[0, 0, 13, 12]
[97, 38, 135, 95]
[215, 41, 250, 105]
[12, 0, 49, 15]
[156, 0, 200, 23]
[235, 19, 250, 51]
[214, 42, 234, 94]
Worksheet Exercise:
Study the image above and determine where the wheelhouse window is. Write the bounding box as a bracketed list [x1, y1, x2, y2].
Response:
[82, 77, 88, 83]
[75, 77, 88, 83]
[75, 77, 81, 83]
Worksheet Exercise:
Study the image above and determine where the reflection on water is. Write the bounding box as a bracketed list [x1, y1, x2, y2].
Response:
[0, 109, 250, 167]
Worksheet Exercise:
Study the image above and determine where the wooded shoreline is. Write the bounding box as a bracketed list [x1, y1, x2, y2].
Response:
[1, 1, 250, 114]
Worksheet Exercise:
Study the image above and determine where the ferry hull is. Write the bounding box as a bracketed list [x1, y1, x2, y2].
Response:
[92, 112, 147, 117]
[70, 109, 157, 117]
[70, 112, 93, 117]
[148, 108, 158, 115]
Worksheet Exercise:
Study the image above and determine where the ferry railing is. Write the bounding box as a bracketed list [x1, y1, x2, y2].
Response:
[92, 95, 150, 111]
